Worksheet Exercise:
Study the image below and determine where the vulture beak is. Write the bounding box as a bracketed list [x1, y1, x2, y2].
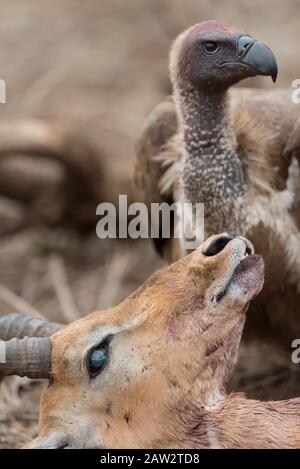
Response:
[237, 36, 278, 82]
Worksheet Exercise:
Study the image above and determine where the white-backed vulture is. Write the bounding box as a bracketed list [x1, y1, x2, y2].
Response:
[135, 20, 300, 350]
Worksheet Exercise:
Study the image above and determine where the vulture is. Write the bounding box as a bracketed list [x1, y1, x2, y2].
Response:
[135, 20, 300, 350]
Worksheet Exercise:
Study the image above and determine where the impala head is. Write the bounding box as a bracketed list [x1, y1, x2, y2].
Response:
[170, 20, 278, 90]
[0, 234, 264, 448]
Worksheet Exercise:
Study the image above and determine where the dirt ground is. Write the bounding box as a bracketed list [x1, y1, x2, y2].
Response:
[0, 0, 299, 448]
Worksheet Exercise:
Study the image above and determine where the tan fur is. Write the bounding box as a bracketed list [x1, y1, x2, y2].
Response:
[24, 235, 300, 449]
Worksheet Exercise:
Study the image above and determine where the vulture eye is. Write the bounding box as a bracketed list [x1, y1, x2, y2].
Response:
[88, 341, 109, 378]
[203, 41, 220, 54]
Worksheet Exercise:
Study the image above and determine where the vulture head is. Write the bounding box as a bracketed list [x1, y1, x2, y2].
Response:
[170, 20, 278, 90]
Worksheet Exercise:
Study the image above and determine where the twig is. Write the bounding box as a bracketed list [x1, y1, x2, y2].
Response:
[47, 254, 80, 322]
[0, 284, 44, 319]
[95, 248, 140, 310]
[237, 368, 292, 392]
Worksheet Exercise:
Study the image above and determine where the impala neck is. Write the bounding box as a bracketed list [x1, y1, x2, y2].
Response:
[207, 393, 300, 449]
[174, 82, 245, 235]
[105, 388, 300, 448]
[174, 393, 300, 449]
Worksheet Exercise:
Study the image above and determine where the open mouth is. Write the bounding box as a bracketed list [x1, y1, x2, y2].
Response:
[229, 254, 264, 292]
[214, 253, 264, 303]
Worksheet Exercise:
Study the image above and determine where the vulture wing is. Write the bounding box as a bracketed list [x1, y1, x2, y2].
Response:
[135, 97, 182, 260]
[231, 88, 300, 192]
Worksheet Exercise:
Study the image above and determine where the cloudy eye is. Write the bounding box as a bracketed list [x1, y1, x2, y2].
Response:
[203, 41, 220, 54]
[88, 341, 109, 378]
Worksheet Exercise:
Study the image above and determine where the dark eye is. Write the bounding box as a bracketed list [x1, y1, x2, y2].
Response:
[88, 341, 109, 378]
[203, 41, 220, 54]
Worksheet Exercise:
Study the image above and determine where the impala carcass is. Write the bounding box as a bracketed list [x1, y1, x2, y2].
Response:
[1, 234, 300, 448]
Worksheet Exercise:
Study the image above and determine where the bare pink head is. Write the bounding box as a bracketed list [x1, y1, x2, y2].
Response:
[170, 20, 277, 90]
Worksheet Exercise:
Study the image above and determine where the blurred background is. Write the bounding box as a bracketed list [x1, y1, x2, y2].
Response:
[0, 0, 299, 448]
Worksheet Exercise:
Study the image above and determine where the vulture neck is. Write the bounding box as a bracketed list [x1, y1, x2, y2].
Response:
[175, 83, 245, 235]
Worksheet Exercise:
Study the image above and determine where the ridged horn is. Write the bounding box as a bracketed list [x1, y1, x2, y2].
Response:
[0, 313, 64, 340]
[0, 337, 51, 379]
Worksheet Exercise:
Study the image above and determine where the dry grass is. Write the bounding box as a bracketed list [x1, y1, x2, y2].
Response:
[0, 229, 161, 447]
[0, 0, 299, 448]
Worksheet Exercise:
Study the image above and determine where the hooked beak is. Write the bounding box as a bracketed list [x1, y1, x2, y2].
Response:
[236, 35, 278, 82]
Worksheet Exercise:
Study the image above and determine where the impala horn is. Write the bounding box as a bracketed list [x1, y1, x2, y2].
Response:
[0, 312, 64, 340]
[0, 337, 51, 379]
[0, 313, 65, 379]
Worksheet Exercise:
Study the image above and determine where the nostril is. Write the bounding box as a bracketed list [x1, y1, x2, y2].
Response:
[203, 235, 234, 257]
[237, 36, 255, 57]
[245, 246, 252, 256]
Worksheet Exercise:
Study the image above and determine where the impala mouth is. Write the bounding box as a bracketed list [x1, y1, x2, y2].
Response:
[228, 254, 264, 297]
[214, 253, 264, 304]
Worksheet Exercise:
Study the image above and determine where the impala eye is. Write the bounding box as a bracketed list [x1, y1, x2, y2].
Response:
[88, 341, 109, 378]
[203, 41, 220, 54]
